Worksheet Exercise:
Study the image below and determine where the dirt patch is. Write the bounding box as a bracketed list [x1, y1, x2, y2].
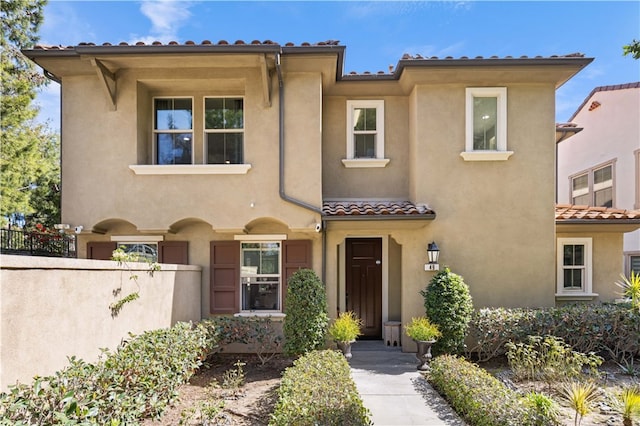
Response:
[142, 353, 294, 426]
[479, 357, 639, 426]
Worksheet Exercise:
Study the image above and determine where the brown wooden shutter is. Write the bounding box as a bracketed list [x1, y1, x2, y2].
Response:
[210, 241, 240, 315]
[86, 242, 117, 260]
[158, 241, 188, 264]
[282, 240, 312, 310]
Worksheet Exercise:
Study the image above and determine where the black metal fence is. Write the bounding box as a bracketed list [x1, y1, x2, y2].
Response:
[0, 228, 77, 258]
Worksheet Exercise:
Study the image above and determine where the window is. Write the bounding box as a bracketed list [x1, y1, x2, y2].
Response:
[240, 242, 281, 311]
[342, 100, 389, 168]
[556, 238, 594, 297]
[205, 97, 244, 164]
[570, 162, 614, 207]
[627, 253, 640, 276]
[118, 242, 158, 262]
[462, 87, 512, 161]
[154, 98, 193, 165]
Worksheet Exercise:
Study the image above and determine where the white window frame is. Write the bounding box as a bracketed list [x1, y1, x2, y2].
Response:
[203, 96, 245, 165]
[626, 252, 640, 277]
[461, 87, 512, 161]
[342, 100, 389, 168]
[152, 96, 194, 165]
[132, 95, 251, 175]
[569, 160, 615, 207]
[239, 240, 282, 314]
[556, 237, 597, 299]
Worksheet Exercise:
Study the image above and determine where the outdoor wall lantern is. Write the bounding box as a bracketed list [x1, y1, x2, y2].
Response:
[425, 241, 440, 271]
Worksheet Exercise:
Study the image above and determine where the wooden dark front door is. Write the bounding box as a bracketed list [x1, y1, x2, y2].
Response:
[346, 238, 382, 339]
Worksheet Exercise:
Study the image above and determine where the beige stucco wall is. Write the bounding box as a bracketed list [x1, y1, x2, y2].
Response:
[406, 83, 558, 308]
[61, 67, 322, 233]
[0, 255, 201, 391]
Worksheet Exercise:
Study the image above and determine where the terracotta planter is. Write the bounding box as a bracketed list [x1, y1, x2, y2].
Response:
[414, 339, 435, 371]
[336, 340, 355, 360]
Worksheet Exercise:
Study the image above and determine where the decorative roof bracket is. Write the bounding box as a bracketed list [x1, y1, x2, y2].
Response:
[90, 58, 117, 110]
[260, 54, 271, 108]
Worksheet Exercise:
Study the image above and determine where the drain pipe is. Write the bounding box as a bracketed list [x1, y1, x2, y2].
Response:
[275, 52, 326, 283]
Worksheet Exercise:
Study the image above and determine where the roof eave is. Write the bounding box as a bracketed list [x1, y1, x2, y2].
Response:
[322, 214, 436, 221]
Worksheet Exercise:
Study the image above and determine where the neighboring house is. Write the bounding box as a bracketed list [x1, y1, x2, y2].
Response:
[557, 82, 640, 279]
[23, 40, 637, 345]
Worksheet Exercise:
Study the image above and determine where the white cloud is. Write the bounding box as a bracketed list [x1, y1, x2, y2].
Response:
[132, 0, 194, 43]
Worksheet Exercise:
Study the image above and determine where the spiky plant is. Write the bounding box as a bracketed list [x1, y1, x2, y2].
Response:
[616, 271, 640, 313]
[558, 381, 601, 426]
[620, 386, 640, 426]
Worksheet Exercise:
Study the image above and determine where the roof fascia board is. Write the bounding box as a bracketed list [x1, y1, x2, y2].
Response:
[322, 214, 436, 221]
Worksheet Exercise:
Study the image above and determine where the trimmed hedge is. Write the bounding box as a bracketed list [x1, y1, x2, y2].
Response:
[0, 322, 214, 425]
[269, 350, 371, 426]
[283, 269, 329, 356]
[422, 267, 473, 355]
[429, 355, 544, 426]
[468, 303, 639, 362]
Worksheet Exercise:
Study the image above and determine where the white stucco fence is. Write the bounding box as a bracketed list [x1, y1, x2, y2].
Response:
[0, 255, 202, 391]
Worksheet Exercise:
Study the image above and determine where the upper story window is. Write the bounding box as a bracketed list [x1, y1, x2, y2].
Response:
[556, 237, 595, 298]
[132, 96, 250, 175]
[205, 97, 244, 164]
[154, 98, 193, 165]
[241, 242, 281, 312]
[571, 162, 614, 207]
[461, 87, 513, 161]
[342, 100, 389, 168]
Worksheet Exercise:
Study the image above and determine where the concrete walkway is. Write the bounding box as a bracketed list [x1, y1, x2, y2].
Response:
[350, 341, 467, 426]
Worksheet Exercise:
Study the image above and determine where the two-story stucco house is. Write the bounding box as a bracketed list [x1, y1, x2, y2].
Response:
[557, 83, 640, 280]
[26, 39, 631, 345]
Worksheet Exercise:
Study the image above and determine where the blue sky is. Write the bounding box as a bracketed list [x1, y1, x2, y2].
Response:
[35, 1, 639, 128]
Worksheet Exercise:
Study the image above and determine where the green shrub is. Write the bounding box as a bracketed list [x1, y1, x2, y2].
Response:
[468, 304, 640, 362]
[428, 355, 538, 426]
[522, 391, 561, 426]
[0, 322, 213, 425]
[328, 311, 362, 342]
[269, 350, 371, 426]
[505, 335, 602, 387]
[421, 267, 473, 355]
[282, 269, 329, 356]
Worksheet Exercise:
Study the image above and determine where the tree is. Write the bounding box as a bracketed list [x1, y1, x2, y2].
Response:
[1, 0, 60, 228]
[623, 39, 640, 60]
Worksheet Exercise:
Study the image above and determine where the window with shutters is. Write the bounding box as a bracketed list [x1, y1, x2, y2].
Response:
[210, 239, 311, 315]
[240, 242, 281, 312]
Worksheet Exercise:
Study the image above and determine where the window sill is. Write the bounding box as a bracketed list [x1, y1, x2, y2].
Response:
[234, 312, 285, 319]
[341, 158, 390, 168]
[129, 164, 252, 175]
[555, 292, 598, 301]
[460, 151, 514, 162]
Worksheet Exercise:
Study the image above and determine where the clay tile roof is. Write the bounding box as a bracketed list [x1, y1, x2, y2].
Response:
[555, 204, 640, 222]
[323, 201, 435, 219]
